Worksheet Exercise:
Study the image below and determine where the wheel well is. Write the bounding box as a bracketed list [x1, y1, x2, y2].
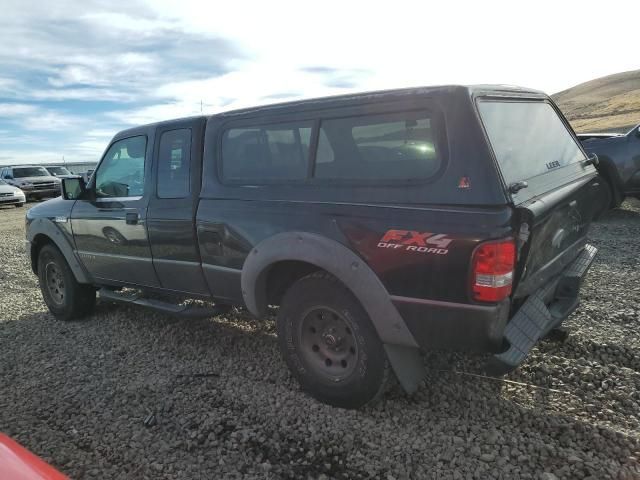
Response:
[30, 234, 54, 274]
[264, 260, 323, 307]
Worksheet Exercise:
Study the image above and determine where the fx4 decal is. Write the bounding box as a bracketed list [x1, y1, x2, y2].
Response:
[377, 229, 452, 255]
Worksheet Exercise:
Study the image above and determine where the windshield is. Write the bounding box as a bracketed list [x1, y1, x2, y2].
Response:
[13, 167, 50, 178]
[46, 166, 71, 176]
[477, 101, 586, 185]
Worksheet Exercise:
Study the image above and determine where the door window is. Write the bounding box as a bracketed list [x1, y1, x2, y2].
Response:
[95, 136, 147, 198]
[157, 129, 191, 198]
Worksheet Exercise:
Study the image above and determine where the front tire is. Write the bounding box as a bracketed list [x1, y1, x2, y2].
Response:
[277, 272, 390, 408]
[37, 244, 96, 321]
[15, 203, 24, 208]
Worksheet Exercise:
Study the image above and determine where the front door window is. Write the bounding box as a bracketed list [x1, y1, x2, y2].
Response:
[95, 136, 147, 198]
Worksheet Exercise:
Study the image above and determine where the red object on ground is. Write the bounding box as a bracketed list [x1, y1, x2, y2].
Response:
[0, 434, 67, 480]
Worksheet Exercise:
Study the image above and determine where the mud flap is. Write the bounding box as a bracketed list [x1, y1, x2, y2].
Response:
[487, 244, 597, 375]
[384, 344, 425, 394]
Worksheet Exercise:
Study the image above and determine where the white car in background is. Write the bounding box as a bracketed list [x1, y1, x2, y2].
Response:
[0, 179, 26, 207]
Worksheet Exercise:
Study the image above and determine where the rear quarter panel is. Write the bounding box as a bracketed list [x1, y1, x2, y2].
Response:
[197, 199, 514, 305]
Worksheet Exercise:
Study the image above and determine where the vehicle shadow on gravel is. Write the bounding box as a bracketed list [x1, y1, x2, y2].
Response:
[600, 204, 640, 221]
[2, 304, 639, 478]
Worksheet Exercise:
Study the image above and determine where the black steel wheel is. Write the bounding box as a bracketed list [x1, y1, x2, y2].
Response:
[44, 261, 66, 305]
[37, 244, 96, 321]
[277, 272, 390, 408]
[298, 306, 359, 382]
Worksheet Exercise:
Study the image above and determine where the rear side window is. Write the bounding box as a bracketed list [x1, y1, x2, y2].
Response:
[477, 101, 586, 185]
[157, 129, 191, 198]
[314, 111, 441, 180]
[222, 122, 312, 181]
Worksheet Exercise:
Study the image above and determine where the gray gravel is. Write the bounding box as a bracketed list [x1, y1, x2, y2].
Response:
[1, 201, 639, 479]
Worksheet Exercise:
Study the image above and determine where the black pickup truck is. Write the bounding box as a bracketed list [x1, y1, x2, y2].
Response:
[577, 124, 640, 207]
[26, 85, 605, 408]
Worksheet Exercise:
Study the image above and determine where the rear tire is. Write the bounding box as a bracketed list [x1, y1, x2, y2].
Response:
[37, 244, 95, 321]
[15, 203, 24, 208]
[276, 272, 390, 408]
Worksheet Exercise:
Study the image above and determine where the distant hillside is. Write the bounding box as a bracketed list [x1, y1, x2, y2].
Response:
[552, 69, 640, 133]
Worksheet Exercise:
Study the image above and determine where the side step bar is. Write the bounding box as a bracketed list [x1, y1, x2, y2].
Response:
[98, 288, 231, 318]
[487, 244, 597, 375]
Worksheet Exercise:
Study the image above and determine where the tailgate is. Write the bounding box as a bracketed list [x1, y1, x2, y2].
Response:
[512, 175, 604, 297]
[477, 99, 606, 297]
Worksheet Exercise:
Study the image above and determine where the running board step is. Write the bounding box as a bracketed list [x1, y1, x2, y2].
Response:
[98, 288, 230, 318]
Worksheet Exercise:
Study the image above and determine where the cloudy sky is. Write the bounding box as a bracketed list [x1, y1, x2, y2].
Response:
[1, 0, 639, 165]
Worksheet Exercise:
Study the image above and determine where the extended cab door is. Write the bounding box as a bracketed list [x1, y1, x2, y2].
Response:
[146, 118, 210, 296]
[71, 132, 160, 287]
[477, 98, 607, 297]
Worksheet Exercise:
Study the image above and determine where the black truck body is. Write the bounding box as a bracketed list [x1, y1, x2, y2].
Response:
[26, 85, 604, 407]
[577, 124, 640, 206]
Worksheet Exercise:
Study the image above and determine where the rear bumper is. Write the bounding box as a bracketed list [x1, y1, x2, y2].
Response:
[491, 243, 597, 373]
[392, 296, 510, 352]
[392, 243, 597, 361]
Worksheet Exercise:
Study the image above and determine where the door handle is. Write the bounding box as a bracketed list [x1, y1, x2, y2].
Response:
[125, 212, 139, 225]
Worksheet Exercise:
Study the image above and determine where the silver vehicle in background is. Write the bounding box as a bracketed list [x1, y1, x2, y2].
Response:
[0, 166, 61, 201]
[0, 179, 26, 207]
[44, 166, 75, 179]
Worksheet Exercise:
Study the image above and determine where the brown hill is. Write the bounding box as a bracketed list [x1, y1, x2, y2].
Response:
[552, 69, 640, 133]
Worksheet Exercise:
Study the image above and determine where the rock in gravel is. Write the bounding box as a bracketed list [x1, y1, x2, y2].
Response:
[480, 453, 496, 462]
[0, 202, 640, 479]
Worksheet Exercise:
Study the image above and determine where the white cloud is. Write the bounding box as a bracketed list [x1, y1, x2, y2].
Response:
[47, 53, 157, 88]
[0, 103, 39, 117]
[2, 0, 640, 165]
[0, 102, 87, 131]
[0, 150, 64, 165]
[0, 77, 17, 91]
[144, 0, 640, 94]
[110, 65, 367, 125]
[29, 88, 136, 102]
[22, 111, 84, 131]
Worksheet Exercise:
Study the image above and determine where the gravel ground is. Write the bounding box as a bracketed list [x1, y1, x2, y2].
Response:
[1, 201, 639, 480]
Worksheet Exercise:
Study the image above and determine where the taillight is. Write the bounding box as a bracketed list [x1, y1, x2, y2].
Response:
[471, 238, 516, 302]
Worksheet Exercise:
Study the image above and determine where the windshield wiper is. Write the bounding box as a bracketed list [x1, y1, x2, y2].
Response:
[508, 181, 529, 194]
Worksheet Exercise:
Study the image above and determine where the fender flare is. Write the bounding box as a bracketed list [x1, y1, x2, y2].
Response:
[241, 232, 418, 349]
[241, 232, 425, 393]
[27, 217, 92, 284]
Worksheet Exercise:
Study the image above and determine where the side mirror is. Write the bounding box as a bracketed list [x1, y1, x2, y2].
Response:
[62, 176, 86, 200]
[636, 126, 640, 138]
